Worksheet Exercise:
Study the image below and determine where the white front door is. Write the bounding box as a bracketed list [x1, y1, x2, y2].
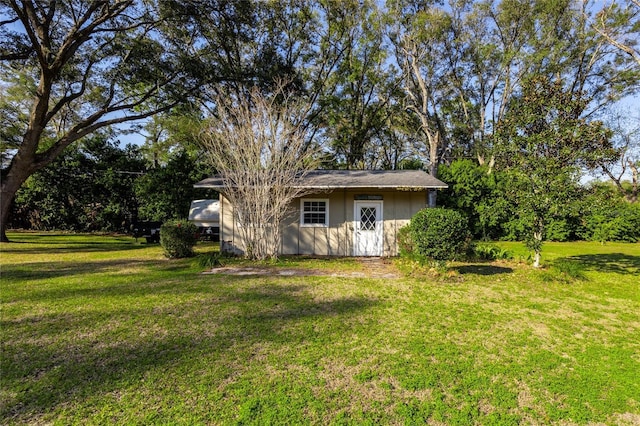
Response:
[354, 201, 383, 256]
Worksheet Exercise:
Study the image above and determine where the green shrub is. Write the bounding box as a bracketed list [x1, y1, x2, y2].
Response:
[500, 215, 528, 241]
[195, 252, 227, 269]
[471, 242, 512, 261]
[545, 219, 574, 242]
[160, 219, 198, 258]
[582, 202, 640, 243]
[539, 259, 587, 283]
[397, 224, 414, 256]
[407, 208, 470, 261]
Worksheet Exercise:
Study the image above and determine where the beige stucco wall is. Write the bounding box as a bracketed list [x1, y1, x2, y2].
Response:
[219, 189, 429, 256]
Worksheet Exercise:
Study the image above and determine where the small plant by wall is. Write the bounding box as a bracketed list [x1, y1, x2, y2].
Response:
[160, 220, 198, 258]
[470, 242, 513, 261]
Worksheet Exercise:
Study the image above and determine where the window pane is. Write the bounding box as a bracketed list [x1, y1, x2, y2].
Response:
[304, 213, 324, 224]
[360, 207, 376, 231]
[302, 200, 327, 225]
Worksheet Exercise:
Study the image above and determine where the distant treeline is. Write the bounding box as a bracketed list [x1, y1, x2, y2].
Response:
[9, 137, 639, 243]
[438, 160, 640, 243]
[9, 136, 215, 234]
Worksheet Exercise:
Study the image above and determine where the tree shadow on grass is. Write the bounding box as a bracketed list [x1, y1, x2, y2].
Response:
[1, 260, 202, 304]
[1, 259, 169, 285]
[563, 253, 640, 275]
[1, 282, 378, 423]
[0, 242, 151, 255]
[455, 264, 514, 276]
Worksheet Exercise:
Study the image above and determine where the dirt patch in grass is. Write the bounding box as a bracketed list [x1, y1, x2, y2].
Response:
[611, 412, 640, 425]
[205, 257, 401, 279]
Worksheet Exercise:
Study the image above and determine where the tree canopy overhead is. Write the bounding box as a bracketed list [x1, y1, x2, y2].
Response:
[0, 0, 206, 241]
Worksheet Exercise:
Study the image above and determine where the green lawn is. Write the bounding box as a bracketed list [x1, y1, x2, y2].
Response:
[1, 233, 639, 425]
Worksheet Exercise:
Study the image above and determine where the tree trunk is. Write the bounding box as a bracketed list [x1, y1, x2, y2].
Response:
[0, 165, 32, 242]
[629, 159, 638, 203]
[532, 229, 543, 268]
[533, 249, 541, 268]
[0, 196, 12, 243]
[486, 156, 495, 175]
[427, 132, 439, 207]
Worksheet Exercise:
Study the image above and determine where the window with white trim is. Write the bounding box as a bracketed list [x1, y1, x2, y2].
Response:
[300, 199, 329, 227]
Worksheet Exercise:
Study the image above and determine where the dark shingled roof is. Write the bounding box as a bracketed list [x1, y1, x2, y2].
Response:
[194, 170, 447, 190]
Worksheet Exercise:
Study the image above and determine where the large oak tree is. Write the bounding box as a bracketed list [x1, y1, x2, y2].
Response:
[0, 0, 199, 241]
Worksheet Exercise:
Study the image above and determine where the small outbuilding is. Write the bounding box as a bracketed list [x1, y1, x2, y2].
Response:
[194, 170, 447, 256]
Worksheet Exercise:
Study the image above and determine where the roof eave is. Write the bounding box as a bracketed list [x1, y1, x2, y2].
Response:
[194, 184, 448, 190]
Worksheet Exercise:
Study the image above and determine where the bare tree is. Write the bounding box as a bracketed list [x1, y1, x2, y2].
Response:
[199, 83, 321, 260]
[390, 7, 452, 207]
[593, 0, 640, 68]
[597, 110, 640, 203]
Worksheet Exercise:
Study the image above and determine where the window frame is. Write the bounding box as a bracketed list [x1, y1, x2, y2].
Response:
[300, 198, 329, 227]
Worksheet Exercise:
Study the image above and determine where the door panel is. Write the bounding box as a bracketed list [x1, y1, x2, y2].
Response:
[354, 201, 383, 256]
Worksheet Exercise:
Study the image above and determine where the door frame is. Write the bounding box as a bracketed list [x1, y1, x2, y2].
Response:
[353, 200, 383, 256]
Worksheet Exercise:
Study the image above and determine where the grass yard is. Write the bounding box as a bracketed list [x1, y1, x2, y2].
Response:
[1, 233, 639, 425]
